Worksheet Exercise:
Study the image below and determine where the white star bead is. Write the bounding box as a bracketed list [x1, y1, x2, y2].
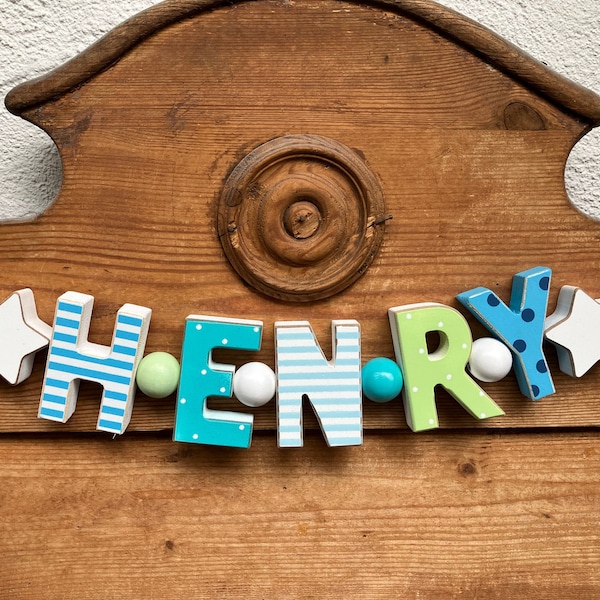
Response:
[544, 286, 600, 378]
[0, 289, 52, 384]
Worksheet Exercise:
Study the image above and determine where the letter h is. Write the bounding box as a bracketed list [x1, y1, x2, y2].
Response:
[38, 292, 151, 434]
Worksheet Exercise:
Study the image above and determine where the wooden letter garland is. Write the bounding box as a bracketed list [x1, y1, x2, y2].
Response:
[3, 0, 600, 447]
[1, 266, 600, 447]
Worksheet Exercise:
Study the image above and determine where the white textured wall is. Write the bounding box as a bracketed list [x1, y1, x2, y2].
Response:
[1, 0, 599, 221]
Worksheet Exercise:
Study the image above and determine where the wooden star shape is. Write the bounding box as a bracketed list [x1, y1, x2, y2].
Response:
[0, 289, 52, 385]
[545, 286, 600, 378]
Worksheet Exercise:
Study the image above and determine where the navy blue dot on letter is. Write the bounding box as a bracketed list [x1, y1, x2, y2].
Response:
[487, 294, 501, 307]
[540, 277, 550, 291]
[537, 360, 548, 374]
[514, 339, 527, 353]
[521, 308, 535, 323]
[532, 385, 540, 398]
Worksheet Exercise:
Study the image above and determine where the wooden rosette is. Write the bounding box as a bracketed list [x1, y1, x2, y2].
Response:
[217, 135, 386, 302]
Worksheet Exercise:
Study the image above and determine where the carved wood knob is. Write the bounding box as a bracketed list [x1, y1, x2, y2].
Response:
[217, 135, 386, 302]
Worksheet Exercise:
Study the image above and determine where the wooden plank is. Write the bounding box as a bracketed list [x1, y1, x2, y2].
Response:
[2, 0, 600, 434]
[1, 431, 599, 598]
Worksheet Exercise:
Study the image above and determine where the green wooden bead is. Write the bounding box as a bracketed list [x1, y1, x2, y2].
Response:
[136, 352, 181, 398]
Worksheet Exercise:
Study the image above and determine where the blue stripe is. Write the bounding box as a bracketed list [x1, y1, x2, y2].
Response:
[278, 345, 359, 353]
[278, 425, 305, 434]
[282, 410, 361, 420]
[275, 347, 325, 355]
[115, 329, 140, 342]
[278, 384, 359, 392]
[328, 437, 362, 446]
[53, 332, 78, 344]
[48, 361, 131, 385]
[39, 407, 65, 419]
[277, 330, 358, 340]
[118, 314, 143, 327]
[58, 302, 83, 315]
[304, 402, 362, 418]
[45, 378, 70, 390]
[316, 423, 361, 432]
[101, 405, 125, 417]
[277, 358, 359, 367]
[278, 371, 359, 381]
[55, 317, 80, 329]
[277, 331, 314, 339]
[105, 390, 128, 402]
[279, 425, 360, 437]
[112, 344, 137, 357]
[50, 347, 134, 371]
[336, 332, 360, 340]
[42, 392, 67, 405]
[98, 419, 121, 431]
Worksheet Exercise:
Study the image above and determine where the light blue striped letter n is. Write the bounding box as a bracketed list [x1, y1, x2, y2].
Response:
[39, 291, 152, 434]
[275, 320, 362, 448]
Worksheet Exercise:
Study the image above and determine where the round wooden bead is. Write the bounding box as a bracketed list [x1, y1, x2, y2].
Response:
[468, 338, 513, 383]
[362, 357, 403, 403]
[233, 361, 276, 407]
[136, 352, 181, 398]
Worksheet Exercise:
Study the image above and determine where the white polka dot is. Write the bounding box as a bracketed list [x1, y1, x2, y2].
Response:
[462, 343, 468, 350]
[196, 324, 202, 331]
[222, 338, 228, 345]
[419, 348, 426, 355]
[438, 322, 444, 328]
[406, 314, 412, 320]
[192, 433, 199, 440]
[239, 425, 245, 431]
[446, 374, 452, 381]
[480, 391, 485, 397]
[201, 369, 207, 376]
[481, 413, 487, 419]
[429, 419, 435, 425]
[412, 387, 419, 393]
[180, 398, 187, 404]
[219, 387, 226, 393]
[253, 327, 260, 333]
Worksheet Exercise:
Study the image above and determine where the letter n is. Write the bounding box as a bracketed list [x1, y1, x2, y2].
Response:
[275, 320, 362, 448]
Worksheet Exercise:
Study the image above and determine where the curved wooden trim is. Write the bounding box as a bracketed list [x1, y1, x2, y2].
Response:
[5, 0, 600, 124]
[386, 0, 600, 124]
[4, 0, 227, 115]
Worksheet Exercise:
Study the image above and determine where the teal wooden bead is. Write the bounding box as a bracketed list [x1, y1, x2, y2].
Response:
[362, 357, 403, 403]
[136, 352, 181, 398]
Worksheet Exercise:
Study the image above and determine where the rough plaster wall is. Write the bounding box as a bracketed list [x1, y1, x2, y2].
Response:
[1, 0, 599, 222]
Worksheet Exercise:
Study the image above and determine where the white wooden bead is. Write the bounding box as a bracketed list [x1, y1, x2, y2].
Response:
[468, 337, 513, 383]
[233, 361, 276, 407]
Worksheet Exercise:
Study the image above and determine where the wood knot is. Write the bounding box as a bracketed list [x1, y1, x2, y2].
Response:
[458, 461, 478, 476]
[504, 102, 546, 131]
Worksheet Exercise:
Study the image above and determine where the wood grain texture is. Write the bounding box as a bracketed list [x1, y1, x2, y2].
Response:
[6, 0, 600, 122]
[2, 0, 600, 433]
[3, 5, 599, 596]
[1, 431, 599, 598]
